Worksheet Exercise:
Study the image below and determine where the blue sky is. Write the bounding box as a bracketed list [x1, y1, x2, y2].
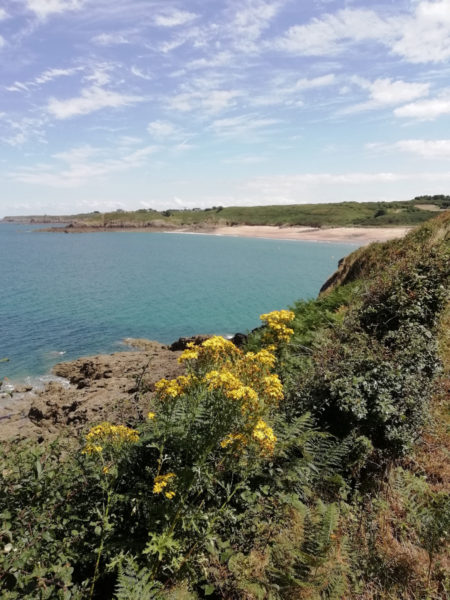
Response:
[1, 0, 450, 216]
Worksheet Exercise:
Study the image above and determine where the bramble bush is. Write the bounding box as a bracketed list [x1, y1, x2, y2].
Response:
[285, 251, 449, 459]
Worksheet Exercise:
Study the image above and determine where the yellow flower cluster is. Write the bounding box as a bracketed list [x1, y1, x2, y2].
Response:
[155, 374, 196, 400]
[153, 472, 176, 499]
[179, 335, 239, 366]
[82, 422, 139, 454]
[227, 385, 258, 404]
[252, 418, 277, 455]
[178, 342, 199, 363]
[204, 369, 242, 393]
[202, 336, 239, 359]
[262, 375, 284, 403]
[154, 315, 290, 457]
[221, 419, 277, 455]
[260, 309, 295, 343]
[220, 432, 245, 448]
[83, 444, 103, 455]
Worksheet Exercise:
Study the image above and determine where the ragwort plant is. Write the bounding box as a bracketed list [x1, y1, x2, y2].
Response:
[55, 312, 297, 595]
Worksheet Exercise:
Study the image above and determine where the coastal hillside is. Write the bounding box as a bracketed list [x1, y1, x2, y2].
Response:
[2, 195, 449, 230]
[0, 212, 449, 599]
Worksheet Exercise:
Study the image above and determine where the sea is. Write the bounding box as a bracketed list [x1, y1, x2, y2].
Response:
[0, 222, 358, 384]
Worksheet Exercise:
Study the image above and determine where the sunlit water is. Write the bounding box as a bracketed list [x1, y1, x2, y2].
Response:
[0, 223, 357, 382]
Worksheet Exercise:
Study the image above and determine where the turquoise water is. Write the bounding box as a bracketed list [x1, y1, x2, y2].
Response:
[0, 223, 357, 381]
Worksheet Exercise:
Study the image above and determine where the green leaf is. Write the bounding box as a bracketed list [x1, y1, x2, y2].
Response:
[203, 584, 215, 596]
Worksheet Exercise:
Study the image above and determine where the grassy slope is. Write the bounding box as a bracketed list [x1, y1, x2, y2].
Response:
[73, 197, 448, 228]
[3, 195, 449, 228]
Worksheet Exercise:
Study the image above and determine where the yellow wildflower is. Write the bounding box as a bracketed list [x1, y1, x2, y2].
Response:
[153, 472, 176, 494]
[220, 433, 246, 448]
[82, 422, 139, 455]
[178, 342, 199, 363]
[262, 374, 284, 404]
[204, 370, 242, 393]
[155, 378, 181, 399]
[81, 444, 103, 455]
[260, 309, 295, 326]
[154, 374, 196, 400]
[147, 412, 156, 420]
[200, 336, 241, 363]
[227, 386, 259, 413]
[165, 491, 176, 499]
[260, 310, 295, 344]
[252, 419, 277, 455]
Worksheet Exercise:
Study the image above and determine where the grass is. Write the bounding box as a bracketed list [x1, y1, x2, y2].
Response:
[3, 195, 449, 229]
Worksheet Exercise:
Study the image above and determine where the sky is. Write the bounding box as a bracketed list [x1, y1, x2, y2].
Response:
[1, 0, 450, 216]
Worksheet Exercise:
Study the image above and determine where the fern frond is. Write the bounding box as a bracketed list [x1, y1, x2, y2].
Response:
[113, 555, 162, 600]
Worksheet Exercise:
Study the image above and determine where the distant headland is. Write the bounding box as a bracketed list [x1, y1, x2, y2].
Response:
[3, 195, 448, 245]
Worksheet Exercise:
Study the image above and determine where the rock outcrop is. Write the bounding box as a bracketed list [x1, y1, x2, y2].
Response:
[0, 342, 184, 442]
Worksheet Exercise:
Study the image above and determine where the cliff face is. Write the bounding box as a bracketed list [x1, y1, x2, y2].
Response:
[320, 210, 450, 295]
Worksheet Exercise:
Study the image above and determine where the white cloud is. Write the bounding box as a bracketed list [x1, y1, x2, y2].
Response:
[276, 9, 392, 56]
[47, 86, 143, 119]
[0, 35, 6, 49]
[147, 120, 179, 139]
[368, 139, 450, 159]
[6, 66, 82, 93]
[24, 0, 86, 19]
[203, 90, 242, 113]
[294, 74, 336, 91]
[154, 9, 197, 28]
[117, 135, 143, 147]
[6, 81, 30, 93]
[35, 66, 83, 84]
[225, 0, 284, 51]
[92, 32, 130, 46]
[275, 2, 450, 64]
[0, 9, 8, 20]
[241, 171, 450, 204]
[248, 72, 336, 108]
[1, 116, 47, 146]
[10, 143, 158, 187]
[391, 0, 450, 63]
[83, 64, 114, 87]
[53, 145, 98, 163]
[131, 66, 152, 80]
[186, 52, 233, 71]
[394, 93, 450, 120]
[364, 78, 429, 105]
[210, 115, 281, 138]
[342, 77, 430, 113]
[169, 88, 242, 114]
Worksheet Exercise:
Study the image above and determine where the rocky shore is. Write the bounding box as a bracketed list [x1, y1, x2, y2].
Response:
[0, 334, 244, 443]
[0, 339, 194, 442]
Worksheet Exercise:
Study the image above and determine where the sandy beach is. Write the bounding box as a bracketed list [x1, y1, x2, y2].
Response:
[171, 225, 412, 245]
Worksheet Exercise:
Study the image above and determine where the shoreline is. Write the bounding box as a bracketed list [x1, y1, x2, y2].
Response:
[169, 225, 412, 245]
[0, 339, 186, 442]
[0, 334, 216, 443]
[40, 224, 412, 245]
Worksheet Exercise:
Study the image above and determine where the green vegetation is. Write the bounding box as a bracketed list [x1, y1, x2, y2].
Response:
[73, 196, 449, 228]
[1, 212, 449, 599]
[3, 195, 449, 229]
